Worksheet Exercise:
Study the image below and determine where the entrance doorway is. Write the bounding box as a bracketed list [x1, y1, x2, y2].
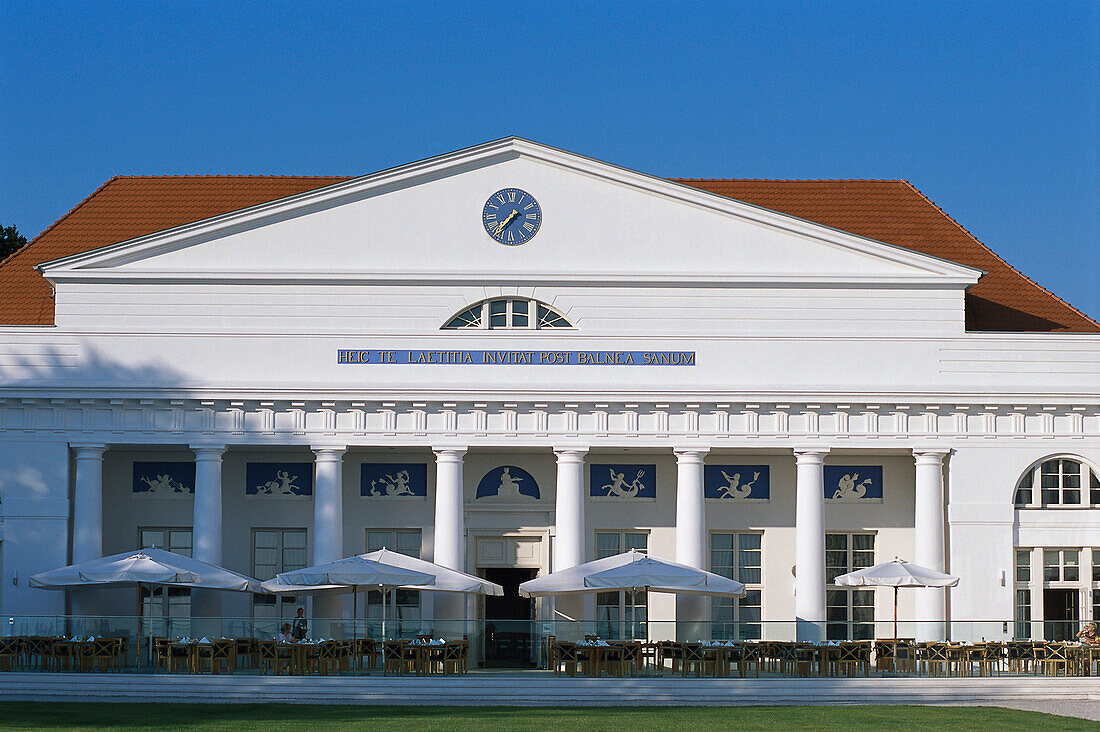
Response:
[481, 567, 537, 667]
[1044, 588, 1079, 641]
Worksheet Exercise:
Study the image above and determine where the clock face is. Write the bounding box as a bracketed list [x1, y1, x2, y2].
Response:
[482, 188, 541, 245]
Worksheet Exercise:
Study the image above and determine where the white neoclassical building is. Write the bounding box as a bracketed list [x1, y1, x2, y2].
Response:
[0, 138, 1098, 654]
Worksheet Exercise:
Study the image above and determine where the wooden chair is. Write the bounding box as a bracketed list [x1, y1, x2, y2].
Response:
[316, 641, 338, 675]
[257, 640, 285, 675]
[1006, 641, 1036, 674]
[680, 642, 707, 678]
[441, 640, 469, 675]
[553, 641, 580, 677]
[382, 640, 408, 676]
[1040, 642, 1070, 677]
[729, 643, 761, 678]
[0, 638, 19, 671]
[355, 638, 377, 670]
[968, 643, 1002, 677]
[235, 638, 259, 670]
[837, 641, 870, 677]
[919, 642, 951, 676]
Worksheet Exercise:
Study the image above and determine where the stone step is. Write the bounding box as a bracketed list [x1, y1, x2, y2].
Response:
[1, 674, 1097, 705]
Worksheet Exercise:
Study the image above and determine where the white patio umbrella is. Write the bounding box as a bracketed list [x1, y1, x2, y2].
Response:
[833, 557, 959, 641]
[260, 555, 435, 639]
[31, 548, 263, 658]
[519, 550, 744, 641]
[519, 550, 745, 598]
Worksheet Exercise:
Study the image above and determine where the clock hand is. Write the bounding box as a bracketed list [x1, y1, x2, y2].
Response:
[496, 209, 520, 235]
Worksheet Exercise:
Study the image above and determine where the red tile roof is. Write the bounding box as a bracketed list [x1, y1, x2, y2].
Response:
[675, 178, 1099, 333]
[1, 175, 1095, 332]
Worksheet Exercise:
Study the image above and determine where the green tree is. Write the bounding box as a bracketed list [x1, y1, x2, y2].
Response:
[0, 224, 28, 262]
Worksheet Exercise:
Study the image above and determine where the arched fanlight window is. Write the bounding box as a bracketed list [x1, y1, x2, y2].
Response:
[442, 298, 573, 330]
[1014, 456, 1100, 508]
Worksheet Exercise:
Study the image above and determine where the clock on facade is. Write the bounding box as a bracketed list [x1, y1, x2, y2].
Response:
[482, 188, 541, 245]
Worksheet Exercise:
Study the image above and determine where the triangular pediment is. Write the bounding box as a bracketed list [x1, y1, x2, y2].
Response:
[38, 138, 983, 287]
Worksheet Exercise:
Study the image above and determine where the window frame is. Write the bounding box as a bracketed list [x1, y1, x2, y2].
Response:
[250, 527, 309, 620]
[442, 297, 573, 331]
[137, 526, 193, 619]
[710, 531, 763, 641]
[594, 530, 649, 639]
[1014, 456, 1099, 509]
[825, 532, 877, 641]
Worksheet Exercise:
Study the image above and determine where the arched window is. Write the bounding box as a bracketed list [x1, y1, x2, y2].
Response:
[442, 298, 573, 330]
[1014, 456, 1100, 508]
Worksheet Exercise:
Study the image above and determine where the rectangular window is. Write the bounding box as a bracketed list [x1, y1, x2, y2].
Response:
[1094, 590, 1100, 624]
[1091, 473, 1100, 507]
[1041, 459, 1083, 506]
[1016, 549, 1031, 583]
[711, 533, 763, 640]
[1064, 551, 1080, 582]
[595, 531, 648, 639]
[138, 527, 192, 619]
[365, 530, 422, 635]
[1044, 549, 1081, 583]
[826, 532, 876, 641]
[1015, 589, 1032, 640]
[251, 528, 308, 620]
[1093, 551, 1100, 583]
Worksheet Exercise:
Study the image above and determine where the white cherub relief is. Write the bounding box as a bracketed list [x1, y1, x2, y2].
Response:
[257, 470, 302, 495]
[495, 467, 528, 498]
[370, 470, 414, 497]
[601, 469, 646, 498]
[831, 473, 873, 500]
[140, 473, 189, 494]
[718, 470, 760, 499]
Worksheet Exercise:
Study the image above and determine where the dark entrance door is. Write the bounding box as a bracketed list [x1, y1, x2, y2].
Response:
[1044, 588, 1078, 641]
[481, 567, 537, 667]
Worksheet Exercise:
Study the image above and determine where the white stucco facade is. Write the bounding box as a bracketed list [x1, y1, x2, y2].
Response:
[1, 139, 1097, 644]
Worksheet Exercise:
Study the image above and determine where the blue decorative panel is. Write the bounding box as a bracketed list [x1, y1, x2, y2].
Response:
[361, 463, 428, 498]
[246, 463, 313, 497]
[823, 465, 883, 501]
[590, 464, 656, 499]
[133, 462, 195, 496]
[476, 466, 540, 500]
[704, 465, 770, 500]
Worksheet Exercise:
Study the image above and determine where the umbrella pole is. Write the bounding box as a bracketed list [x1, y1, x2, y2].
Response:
[137, 582, 145, 668]
[893, 586, 899, 673]
[352, 585, 358, 643]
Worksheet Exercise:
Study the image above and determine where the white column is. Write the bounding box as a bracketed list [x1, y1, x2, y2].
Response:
[675, 449, 709, 637]
[553, 448, 588, 634]
[914, 449, 949, 640]
[312, 446, 346, 620]
[553, 449, 587, 571]
[433, 448, 466, 627]
[71, 444, 107, 617]
[190, 445, 226, 618]
[794, 449, 828, 642]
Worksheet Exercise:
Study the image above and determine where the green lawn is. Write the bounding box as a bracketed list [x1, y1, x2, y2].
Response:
[0, 704, 1092, 731]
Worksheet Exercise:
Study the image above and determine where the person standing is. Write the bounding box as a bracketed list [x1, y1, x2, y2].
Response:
[292, 607, 308, 641]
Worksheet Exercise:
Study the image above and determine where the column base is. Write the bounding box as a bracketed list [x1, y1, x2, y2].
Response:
[676, 595, 709, 641]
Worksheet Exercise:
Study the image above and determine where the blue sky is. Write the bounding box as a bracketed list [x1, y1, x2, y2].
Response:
[3, 2, 1097, 318]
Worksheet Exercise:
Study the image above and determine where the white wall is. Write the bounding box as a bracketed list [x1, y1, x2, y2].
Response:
[0, 439, 70, 616]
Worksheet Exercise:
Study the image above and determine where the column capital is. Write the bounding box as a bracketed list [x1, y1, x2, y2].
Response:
[793, 448, 829, 464]
[912, 448, 950, 463]
[71, 443, 107, 458]
[190, 444, 227, 459]
[673, 448, 709, 463]
[432, 446, 467, 462]
[553, 447, 588, 462]
[311, 445, 347, 460]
